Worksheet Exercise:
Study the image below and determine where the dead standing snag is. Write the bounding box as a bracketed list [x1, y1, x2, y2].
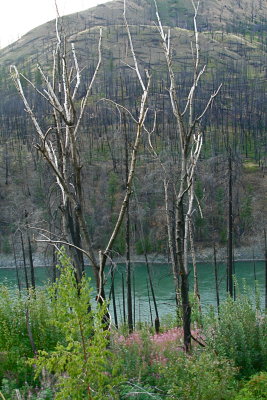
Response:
[11, 3, 151, 306]
[150, 0, 222, 351]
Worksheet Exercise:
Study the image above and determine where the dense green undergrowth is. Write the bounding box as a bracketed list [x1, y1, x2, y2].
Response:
[0, 252, 266, 399]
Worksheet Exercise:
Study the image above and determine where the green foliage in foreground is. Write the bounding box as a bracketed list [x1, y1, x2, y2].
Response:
[0, 251, 121, 399]
[112, 330, 238, 400]
[160, 351, 238, 400]
[31, 250, 121, 400]
[204, 287, 267, 377]
[234, 372, 267, 400]
[0, 285, 61, 386]
[0, 261, 266, 399]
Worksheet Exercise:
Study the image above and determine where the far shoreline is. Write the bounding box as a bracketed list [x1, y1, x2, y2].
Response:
[0, 258, 265, 270]
[0, 241, 265, 269]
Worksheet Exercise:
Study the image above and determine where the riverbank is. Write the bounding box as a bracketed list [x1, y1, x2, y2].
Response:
[0, 240, 265, 269]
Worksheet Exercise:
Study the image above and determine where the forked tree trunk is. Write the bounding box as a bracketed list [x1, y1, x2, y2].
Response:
[151, 0, 221, 351]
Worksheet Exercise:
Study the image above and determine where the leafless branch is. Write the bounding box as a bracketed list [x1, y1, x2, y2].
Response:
[73, 27, 102, 137]
[100, 98, 138, 124]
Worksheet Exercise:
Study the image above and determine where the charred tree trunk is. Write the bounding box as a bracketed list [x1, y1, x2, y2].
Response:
[12, 236, 21, 292]
[19, 230, 29, 291]
[25, 211, 35, 291]
[122, 272, 126, 324]
[146, 279, 154, 326]
[152, 0, 221, 352]
[110, 264, 118, 329]
[213, 243, 220, 314]
[27, 232, 35, 291]
[227, 152, 233, 297]
[11, 7, 151, 309]
[181, 272, 191, 352]
[177, 194, 192, 351]
[126, 199, 133, 332]
[264, 229, 267, 310]
[124, 106, 133, 333]
[134, 188, 160, 332]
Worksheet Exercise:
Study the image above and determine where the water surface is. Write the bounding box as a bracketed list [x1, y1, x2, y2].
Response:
[0, 261, 264, 323]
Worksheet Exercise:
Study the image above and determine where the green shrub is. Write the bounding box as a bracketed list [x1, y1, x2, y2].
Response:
[119, 382, 163, 399]
[160, 351, 238, 400]
[112, 327, 238, 400]
[0, 378, 54, 400]
[204, 291, 267, 377]
[0, 285, 60, 386]
[112, 329, 159, 388]
[234, 372, 267, 400]
[31, 250, 121, 400]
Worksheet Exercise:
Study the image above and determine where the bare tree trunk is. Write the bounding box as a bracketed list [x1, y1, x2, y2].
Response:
[176, 192, 192, 351]
[126, 203, 133, 333]
[133, 269, 136, 329]
[19, 230, 29, 291]
[27, 232, 35, 291]
[252, 250, 258, 297]
[164, 179, 181, 309]
[121, 273, 126, 324]
[213, 243, 220, 315]
[227, 152, 233, 297]
[134, 188, 160, 331]
[146, 279, 154, 327]
[151, 0, 221, 351]
[11, 3, 151, 307]
[25, 211, 35, 291]
[264, 229, 267, 310]
[5, 142, 9, 185]
[124, 98, 133, 333]
[110, 264, 118, 329]
[12, 236, 21, 292]
[190, 220, 201, 315]
[181, 272, 191, 352]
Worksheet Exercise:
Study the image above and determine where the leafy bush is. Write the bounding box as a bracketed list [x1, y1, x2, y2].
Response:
[0, 377, 54, 400]
[119, 382, 163, 399]
[112, 327, 238, 400]
[234, 372, 267, 400]
[112, 329, 159, 388]
[204, 290, 267, 377]
[160, 351, 238, 400]
[0, 285, 60, 386]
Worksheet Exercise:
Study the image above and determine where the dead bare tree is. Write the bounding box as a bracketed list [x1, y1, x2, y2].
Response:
[10, 2, 150, 304]
[148, 0, 222, 351]
[10, 21, 101, 286]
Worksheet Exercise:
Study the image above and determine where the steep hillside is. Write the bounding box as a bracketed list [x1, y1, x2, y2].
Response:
[0, 0, 266, 259]
[0, 0, 267, 65]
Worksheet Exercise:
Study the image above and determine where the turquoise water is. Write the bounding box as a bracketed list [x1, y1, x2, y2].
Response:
[0, 261, 265, 323]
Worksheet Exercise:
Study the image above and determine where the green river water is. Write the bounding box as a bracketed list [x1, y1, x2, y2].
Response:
[0, 261, 265, 323]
